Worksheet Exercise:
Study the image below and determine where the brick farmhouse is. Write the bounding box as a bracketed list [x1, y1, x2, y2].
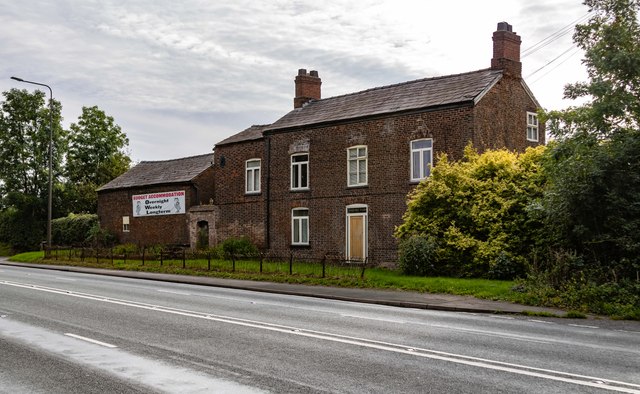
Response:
[98, 22, 544, 264]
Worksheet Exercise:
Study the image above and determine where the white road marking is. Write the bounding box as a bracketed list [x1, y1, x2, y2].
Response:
[529, 319, 555, 324]
[54, 277, 76, 281]
[3, 279, 640, 393]
[64, 333, 117, 348]
[157, 289, 191, 296]
[340, 314, 406, 324]
[568, 324, 599, 329]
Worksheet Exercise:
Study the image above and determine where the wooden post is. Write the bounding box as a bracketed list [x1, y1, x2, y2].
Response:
[289, 253, 293, 275]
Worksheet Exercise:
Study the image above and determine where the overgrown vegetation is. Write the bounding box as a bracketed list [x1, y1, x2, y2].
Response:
[394, 0, 640, 319]
[51, 213, 98, 246]
[396, 146, 546, 280]
[0, 91, 130, 251]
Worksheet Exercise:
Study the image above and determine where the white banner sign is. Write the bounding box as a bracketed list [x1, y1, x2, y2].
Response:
[132, 190, 186, 217]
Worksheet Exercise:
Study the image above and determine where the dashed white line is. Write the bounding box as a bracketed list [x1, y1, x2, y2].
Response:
[568, 324, 600, 329]
[529, 319, 555, 324]
[157, 289, 191, 296]
[4, 280, 640, 393]
[64, 333, 117, 348]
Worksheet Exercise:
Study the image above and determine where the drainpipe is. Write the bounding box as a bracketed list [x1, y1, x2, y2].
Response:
[264, 135, 271, 249]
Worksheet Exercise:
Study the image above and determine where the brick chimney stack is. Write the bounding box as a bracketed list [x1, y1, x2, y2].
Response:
[491, 22, 522, 78]
[294, 69, 321, 108]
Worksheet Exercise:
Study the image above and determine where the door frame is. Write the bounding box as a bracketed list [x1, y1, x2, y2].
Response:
[345, 204, 368, 261]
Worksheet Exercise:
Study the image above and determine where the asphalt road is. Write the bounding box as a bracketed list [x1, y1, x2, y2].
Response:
[1, 265, 639, 393]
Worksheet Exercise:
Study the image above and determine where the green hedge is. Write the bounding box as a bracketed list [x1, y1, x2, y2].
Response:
[51, 213, 98, 246]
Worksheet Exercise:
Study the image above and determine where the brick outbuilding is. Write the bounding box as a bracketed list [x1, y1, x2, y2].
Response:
[97, 154, 215, 247]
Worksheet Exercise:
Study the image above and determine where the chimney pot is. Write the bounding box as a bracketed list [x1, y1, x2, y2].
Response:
[310, 70, 318, 77]
[497, 22, 512, 32]
[298, 68, 307, 76]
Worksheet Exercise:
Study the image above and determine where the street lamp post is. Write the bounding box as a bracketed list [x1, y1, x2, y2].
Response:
[10, 76, 54, 251]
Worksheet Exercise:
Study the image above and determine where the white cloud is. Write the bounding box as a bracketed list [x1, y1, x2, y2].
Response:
[1, 0, 589, 161]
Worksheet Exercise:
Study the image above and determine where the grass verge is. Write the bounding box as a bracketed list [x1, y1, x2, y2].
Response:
[8, 250, 521, 302]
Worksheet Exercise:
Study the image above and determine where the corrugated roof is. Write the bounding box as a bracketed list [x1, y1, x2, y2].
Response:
[97, 153, 214, 191]
[215, 124, 268, 146]
[265, 68, 503, 132]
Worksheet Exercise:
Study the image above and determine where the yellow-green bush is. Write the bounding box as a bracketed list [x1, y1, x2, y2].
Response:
[395, 145, 547, 278]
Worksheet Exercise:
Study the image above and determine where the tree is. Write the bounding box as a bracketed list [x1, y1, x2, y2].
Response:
[66, 105, 130, 186]
[63, 106, 131, 214]
[0, 88, 64, 199]
[541, 0, 640, 282]
[0, 88, 65, 250]
[547, 0, 640, 137]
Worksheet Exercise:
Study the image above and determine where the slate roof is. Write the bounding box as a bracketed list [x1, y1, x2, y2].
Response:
[264, 68, 504, 132]
[97, 153, 214, 191]
[215, 124, 269, 146]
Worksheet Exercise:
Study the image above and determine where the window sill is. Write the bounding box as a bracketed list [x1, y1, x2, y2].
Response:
[245, 192, 262, 196]
[290, 188, 310, 193]
[290, 244, 311, 249]
[347, 184, 368, 189]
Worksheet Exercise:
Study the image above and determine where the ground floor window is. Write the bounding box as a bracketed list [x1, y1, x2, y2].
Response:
[122, 216, 130, 232]
[291, 208, 309, 245]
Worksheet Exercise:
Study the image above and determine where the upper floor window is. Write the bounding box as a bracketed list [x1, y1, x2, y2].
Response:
[410, 139, 433, 182]
[291, 153, 309, 190]
[347, 146, 367, 187]
[291, 208, 309, 245]
[527, 112, 539, 142]
[245, 159, 261, 194]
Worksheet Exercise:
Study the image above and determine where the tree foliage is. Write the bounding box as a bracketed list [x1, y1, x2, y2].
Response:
[62, 106, 131, 214]
[540, 0, 640, 283]
[0, 88, 64, 199]
[395, 146, 547, 279]
[0, 90, 131, 250]
[66, 106, 130, 186]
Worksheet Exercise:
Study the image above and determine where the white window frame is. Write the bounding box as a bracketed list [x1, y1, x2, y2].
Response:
[291, 208, 309, 245]
[527, 112, 539, 142]
[291, 153, 309, 190]
[347, 146, 368, 187]
[410, 138, 433, 182]
[122, 216, 130, 232]
[245, 159, 261, 194]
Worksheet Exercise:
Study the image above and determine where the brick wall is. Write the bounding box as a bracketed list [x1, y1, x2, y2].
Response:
[97, 164, 215, 246]
[212, 139, 266, 247]
[473, 76, 545, 150]
[264, 106, 477, 263]
[98, 184, 195, 246]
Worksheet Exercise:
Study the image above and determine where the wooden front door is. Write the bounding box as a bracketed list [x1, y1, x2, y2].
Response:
[346, 205, 367, 261]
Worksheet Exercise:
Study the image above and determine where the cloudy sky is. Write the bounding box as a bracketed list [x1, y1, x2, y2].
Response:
[1, 0, 589, 162]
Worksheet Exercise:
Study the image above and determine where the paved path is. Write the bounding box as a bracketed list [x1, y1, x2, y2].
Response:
[0, 260, 568, 316]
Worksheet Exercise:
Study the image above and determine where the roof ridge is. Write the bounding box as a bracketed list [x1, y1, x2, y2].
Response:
[307, 68, 498, 104]
[138, 152, 213, 164]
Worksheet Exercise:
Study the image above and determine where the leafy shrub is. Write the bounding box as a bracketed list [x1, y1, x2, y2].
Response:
[112, 243, 138, 255]
[0, 199, 45, 251]
[397, 235, 439, 276]
[395, 145, 547, 279]
[86, 224, 117, 247]
[219, 237, 259, 258]
[52, 213, 98, 246]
